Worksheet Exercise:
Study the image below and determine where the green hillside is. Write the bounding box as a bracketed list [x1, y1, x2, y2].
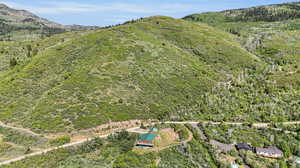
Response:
[184, 2, 300, 84]
[184, 2, 300, 23]
[2, 1, 300, 167]
[184, 3, 300, 95]
[1, 2, 300, 134]
[0, 16, 264, 133]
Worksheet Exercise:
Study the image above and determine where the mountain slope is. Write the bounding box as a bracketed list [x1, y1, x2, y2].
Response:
[0, 3, 97, 41]
[0, 16, 263, 133]
[184, 2, 300, 24]
[184, 2, 300, 87]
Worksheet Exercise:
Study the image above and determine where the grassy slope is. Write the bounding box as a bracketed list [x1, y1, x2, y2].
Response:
[0, 16, 261, 133]
[184, 8, 300, 86]
[184, 2, 300, 23]
[183, 3, 300, 122]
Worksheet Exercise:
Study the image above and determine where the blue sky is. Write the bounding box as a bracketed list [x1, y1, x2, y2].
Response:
[0, 0, 295, 26]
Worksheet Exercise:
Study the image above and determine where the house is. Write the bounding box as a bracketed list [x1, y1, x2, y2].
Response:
[210, 140, 235, 153]
[256, 147, 283, 158]
[236, 143, 252, 151]
[136, 132, 156, 147]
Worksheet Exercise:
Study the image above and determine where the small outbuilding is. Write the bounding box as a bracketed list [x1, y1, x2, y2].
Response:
[236, 143, 252, 151]
[295, 157, 300, 164]
[256, 147, 283, 158]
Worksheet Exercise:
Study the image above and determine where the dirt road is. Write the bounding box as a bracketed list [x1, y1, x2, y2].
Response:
[0, 121, 40, 136]
[1, 120, 300, 166]
[0, 126, 140, 166]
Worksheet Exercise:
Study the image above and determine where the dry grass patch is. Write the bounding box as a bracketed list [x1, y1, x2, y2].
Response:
[154, 128, 179, 148]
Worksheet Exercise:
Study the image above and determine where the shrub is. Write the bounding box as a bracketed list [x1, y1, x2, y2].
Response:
[108, 130, 137, 153]
[49, 136, 71, 146]
[9, 57, 17, 67]
[77, 137, 103, 153]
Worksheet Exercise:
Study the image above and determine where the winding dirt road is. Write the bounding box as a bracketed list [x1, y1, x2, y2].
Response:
[0, 126, 140, 167]
[164, 121, 300, 127]
[0, 120, 300, 166]
[0, 121, 40, 136]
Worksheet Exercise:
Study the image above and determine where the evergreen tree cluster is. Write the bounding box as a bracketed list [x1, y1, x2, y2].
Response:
[228, 6, 300, 22]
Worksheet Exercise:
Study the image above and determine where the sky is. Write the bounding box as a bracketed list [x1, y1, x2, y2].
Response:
[0, 0, 296, 26]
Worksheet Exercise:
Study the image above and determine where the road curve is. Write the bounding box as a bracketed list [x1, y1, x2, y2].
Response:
[0, 121, 40, 136]
[0, 127, 139, 167]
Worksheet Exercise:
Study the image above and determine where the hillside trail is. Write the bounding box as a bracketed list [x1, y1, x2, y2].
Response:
[0, 121, 41, 137]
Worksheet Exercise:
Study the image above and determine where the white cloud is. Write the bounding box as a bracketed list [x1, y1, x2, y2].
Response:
[0, 1, 199, 15]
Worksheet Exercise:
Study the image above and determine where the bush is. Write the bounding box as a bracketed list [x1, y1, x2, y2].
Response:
[113, 152, 156, 168]
[108, 130, 137, 153]
[9, 57, 17, 67]
[77, 137, 103, 153]
[49, 136, 71, 146]
[171, 124, 189, 141]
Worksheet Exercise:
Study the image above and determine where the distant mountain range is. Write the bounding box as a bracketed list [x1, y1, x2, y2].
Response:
[0, 3, 97, 40]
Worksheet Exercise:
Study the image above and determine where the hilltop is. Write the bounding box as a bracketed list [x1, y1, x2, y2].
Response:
[0, 16, 264, 133]
[0, 3, 97, 41]
[0, 2, 299, 134]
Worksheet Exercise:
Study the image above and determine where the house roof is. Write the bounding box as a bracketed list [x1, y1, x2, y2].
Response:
[139, 133, 156, 141]
[256, 147, 283, 155]
[236, 143, 252, 150]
